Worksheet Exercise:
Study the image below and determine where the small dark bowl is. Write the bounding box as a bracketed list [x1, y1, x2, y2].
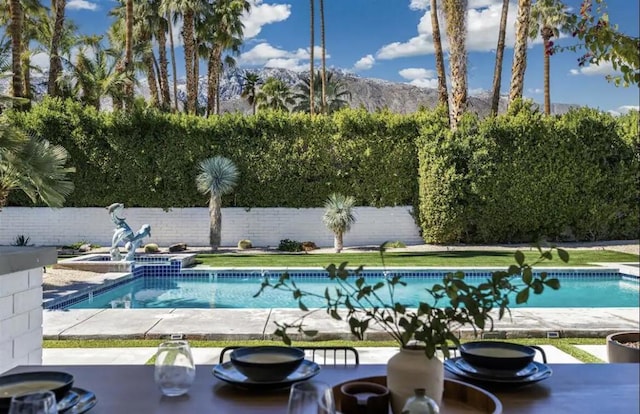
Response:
[0, 371, 74, 412]
[459, 341, 536, 371]
[230, 346, 305, 382]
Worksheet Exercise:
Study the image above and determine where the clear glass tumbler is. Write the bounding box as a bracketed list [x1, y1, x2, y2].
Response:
[287, 381, 335, 414]
[154, 340, 196, 397]
[8, 391, 58, 414]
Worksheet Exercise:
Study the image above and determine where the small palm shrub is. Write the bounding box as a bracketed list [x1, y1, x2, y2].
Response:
[196, 156, 239, 250]
[322, 193, 356, 253]
[238, 239, 253, 249]
[278, 239, 303, 252]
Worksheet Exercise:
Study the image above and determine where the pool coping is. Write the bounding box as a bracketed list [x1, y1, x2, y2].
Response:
[43, 307, 640, 341]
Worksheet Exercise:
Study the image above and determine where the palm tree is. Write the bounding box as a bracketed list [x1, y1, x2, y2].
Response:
[430, 0, 449, 115]
[203, 0, 249, 116]
[508, 0, 532, 107]
[240, 71, 261, 115]
[322, 193, 356, 253]
[47, 0, 66, 97]
[57, 38, 131, 110]
[490, 0, 509, 116]
[165, 0, 208, 113]
[0, 123, 75, 210]
[8, 0, 24, 100]
[442, 0, 468, 130]
[293, 70, 351, 114]
[196, 156, 239, 251]
[319, 0, 326, 114]
[308, 0, 315, 115]
[255, 77, 294, 112]
[530, 0, 570, 115]
[123, 0, 134, 106]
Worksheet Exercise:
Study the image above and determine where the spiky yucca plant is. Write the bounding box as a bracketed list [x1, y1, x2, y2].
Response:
[322, 193, 356, 253]
[196, 156, 239, 250]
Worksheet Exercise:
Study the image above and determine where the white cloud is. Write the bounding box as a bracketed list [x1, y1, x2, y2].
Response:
[378, 1, 538, 60]
[527, 88, 543, 94]
[240, 43, 289, 64]
[239, 42, 327, 72]
[67, 0, 98, 11]
[241, 1, 291, 39]
[353, 54, 375, 71]
[409, 0, 429, 11]
[399, 68, 436, 80]
[399, 67, 438, 89]
[569, 61, 618, 77]
[264, 58, 307, 72]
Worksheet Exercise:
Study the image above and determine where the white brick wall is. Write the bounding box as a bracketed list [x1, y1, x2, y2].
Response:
[0, 206, 423, 248]
[0, 268, 43, 374]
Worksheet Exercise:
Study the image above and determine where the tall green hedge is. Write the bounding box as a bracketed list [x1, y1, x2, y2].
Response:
[4, 98, 637, 243]
[417, 104, 639, 243]
[4, 98, 418, 208]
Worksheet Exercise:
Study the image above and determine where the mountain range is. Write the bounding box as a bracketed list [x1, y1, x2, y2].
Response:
[2, 67, 577, 115]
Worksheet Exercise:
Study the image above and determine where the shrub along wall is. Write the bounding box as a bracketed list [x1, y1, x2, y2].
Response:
[3, 98, 637, 243]
[416, 104, 639, 243]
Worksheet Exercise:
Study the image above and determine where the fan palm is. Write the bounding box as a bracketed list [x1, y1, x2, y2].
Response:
[529, 0, 570, 115]
[0, 123, 75, 210]
[241, 71, 262, 114]
[322, 193, 356, 253]
[196, 156, 239, 250]
[255, 77, 294, 112]
[293, 71, 351, 114]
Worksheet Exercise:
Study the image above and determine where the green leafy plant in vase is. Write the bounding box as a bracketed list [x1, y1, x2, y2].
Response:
[254, 242, 567, 413]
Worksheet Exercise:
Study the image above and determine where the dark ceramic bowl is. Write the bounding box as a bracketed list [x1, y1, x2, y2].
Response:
[459, 341, 536, 370]
[0, 371, 74, 412]
[230, 346, 305, 382]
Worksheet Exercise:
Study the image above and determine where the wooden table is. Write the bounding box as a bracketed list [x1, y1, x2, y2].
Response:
[5, 364, 639, 413]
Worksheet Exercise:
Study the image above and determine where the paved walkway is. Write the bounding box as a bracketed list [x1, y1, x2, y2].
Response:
[42, 344, 607, 365]
[44, 307, 640, 340]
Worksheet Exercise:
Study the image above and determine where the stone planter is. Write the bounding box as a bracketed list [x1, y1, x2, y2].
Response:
[606, 331, 640, 363]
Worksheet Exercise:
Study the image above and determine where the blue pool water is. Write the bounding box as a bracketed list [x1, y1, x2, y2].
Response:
[61, 269, 640, 309]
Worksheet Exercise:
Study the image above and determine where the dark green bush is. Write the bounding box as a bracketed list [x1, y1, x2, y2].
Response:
[416, 104, 638, 243]
[278, 239, 303, 252]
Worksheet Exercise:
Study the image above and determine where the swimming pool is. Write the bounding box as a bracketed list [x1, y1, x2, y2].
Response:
[50, 268, 640, 310]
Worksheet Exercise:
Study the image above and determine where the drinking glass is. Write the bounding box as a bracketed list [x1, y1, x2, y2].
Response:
[8, 391, 58, 414]
[154, 340, 196, 397]
[287, 381, 335, 414]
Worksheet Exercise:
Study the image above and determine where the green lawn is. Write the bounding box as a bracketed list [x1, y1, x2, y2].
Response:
[196, 249, 637, 268]
[43, 338, 606, 363]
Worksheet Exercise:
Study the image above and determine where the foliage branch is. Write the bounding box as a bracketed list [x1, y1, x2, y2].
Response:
[559, 0, 639, 86]
[254, 242, 567, 358]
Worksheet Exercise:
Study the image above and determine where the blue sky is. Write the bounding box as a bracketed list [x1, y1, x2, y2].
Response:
[60, 0, 639, 113]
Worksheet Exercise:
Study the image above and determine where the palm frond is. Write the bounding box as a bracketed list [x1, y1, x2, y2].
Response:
[196, 156, 239, 196]
[322, 193, 356, 233]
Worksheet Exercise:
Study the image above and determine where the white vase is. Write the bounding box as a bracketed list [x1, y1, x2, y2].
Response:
[386, 346, 444, 414]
